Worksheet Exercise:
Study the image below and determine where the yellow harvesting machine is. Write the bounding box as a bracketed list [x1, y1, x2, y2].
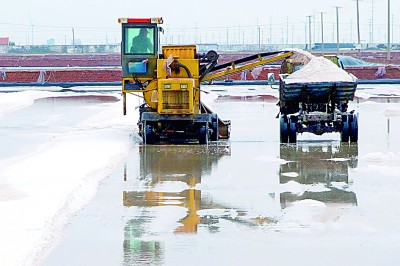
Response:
[118, 17, 293, 144]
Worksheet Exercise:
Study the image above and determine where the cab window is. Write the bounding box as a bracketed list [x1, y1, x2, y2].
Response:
[124, 27, 154, 55]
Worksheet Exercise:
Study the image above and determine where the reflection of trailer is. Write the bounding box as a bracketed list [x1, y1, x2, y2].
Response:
[279, 143, 358, 209]
[279, 56, 358, 143]
[279, 143, 358, 183]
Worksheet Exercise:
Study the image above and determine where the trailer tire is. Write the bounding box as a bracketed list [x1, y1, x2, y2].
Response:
[210, 114, 219, 141]
[341, 115, 350, 142]
[199, 125, 208, 144]
[144, 123, 155, 145]
[280, 116, 289, 143]
[288, 117, 297, 143]
[350, 114, 358, 143]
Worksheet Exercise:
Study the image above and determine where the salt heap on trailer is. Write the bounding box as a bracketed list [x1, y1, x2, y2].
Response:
[284, 56, 357, 84]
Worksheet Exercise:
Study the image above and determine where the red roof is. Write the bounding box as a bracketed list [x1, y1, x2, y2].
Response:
[0, 37, 9, 45]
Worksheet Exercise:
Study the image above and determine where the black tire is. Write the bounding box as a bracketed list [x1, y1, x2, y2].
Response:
[144, 123, 155, 144]
[280, 115, 288, 143]
[199, 125, 208, 144]
[288, 116, 297, 143]
[341, 115, 350, 142]
[350, 114, 358, 143]
[210, 114, 219, 141]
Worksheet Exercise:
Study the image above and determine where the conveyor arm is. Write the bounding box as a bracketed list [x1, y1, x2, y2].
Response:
[200, 51, 294, 82]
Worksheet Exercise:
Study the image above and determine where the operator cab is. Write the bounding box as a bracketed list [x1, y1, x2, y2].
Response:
[119, 17, 163, 79]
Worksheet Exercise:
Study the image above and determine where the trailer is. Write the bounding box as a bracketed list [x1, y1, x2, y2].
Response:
[279, 56, 358, 143]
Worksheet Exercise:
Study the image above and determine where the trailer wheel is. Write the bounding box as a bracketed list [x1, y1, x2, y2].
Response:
[199, 125, 208, 144]
[341, 115, 350, 142]
[144, 123, 155, 144]
[288, 117, 297, 143]
[350, 114, 358, 142]
[210, 114, 219, 141]
[280, 115, 288, 143]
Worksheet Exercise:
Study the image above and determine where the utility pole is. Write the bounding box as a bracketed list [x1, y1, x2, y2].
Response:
[334, 6, 341, 55]
[28, 14, 34, 46]
[371, 0, 374, 45]
[392, 14, 394, 46]
[313, 10, 316, 45]
[269, 16, 272, 45]
[307, 15, 312, 51]
[387, 0, 391, 60]
[72, 27, 75, 53]
[238, 24, 241, 49]
[226, 27, 229, 50]
[355, 0, 361, 50]
[319, 12, 325, 55]
[286, 16, 289, 45]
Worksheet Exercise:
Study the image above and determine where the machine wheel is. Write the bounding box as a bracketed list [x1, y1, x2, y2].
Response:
[341, 115, 350, 142]
[199, 124, 208, 144]
[288, 116, 297, 143]
[144, 123, 155, 144]
[350, 114, 358, 142]
[280, 115, 288, 143]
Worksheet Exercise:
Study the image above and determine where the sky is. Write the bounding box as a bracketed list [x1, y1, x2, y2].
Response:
[0, 0, 398, 46]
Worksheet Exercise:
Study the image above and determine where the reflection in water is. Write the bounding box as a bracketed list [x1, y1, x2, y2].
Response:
[123, 217, 164, 266]
[34, 95, 119, 105]
[279, 142, 358, 209]
[355, 96, 400, 103]
[122, 144, 230, 265]
[215, 95, 278, 103]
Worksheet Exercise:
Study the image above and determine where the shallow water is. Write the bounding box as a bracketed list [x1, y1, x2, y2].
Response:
[27, 85, 400, 266]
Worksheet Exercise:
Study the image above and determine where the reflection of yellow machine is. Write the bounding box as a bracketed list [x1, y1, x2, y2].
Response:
[279, 143, 358, 209]
[121, 145, 229, 264]
[123, 145, 230, 233]
[118, 17, 293, 144]
[123, 220, 164, 265]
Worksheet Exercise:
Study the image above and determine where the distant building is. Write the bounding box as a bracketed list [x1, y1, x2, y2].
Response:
[72, 39, 82, 45]
[197, 43, 218, 52]
[47, 38, 56, 45]
[312, 43, 356, 51]
[0, 37, 10, 53]
[0, 37, 9, 45]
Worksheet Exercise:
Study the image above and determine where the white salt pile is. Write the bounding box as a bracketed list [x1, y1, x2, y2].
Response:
[284, 56, 356, 84]
[287, 48, 315, 61]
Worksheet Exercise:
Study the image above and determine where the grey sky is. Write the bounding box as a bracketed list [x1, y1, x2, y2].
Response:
[0, 0, 398, 45]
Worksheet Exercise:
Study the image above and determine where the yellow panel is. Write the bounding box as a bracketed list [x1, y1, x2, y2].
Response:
[157, 59, 199, 79]
[157, 78, 195, 114]
[162, 45, 197, 59]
